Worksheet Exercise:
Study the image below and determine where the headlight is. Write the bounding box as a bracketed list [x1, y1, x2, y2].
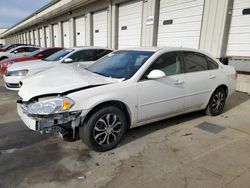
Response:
[26, 97, 75, 115]
[6, 69, 29, 77]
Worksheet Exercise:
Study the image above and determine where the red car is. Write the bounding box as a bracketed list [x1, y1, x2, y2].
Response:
[0, 47, 63, 75]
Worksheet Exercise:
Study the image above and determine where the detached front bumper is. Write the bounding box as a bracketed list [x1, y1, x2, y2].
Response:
[17, 103, 82, 136]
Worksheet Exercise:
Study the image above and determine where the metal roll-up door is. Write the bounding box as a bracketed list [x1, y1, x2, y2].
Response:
[118, 0, 143, 49]
[75, 16, 86, 46]
[30, 31, 34, 45]
[93, 10, 108, 47]
[34, 30, 39, 46]
[39, 28, 45, 47]
[62, 21, 70, 48]
[45, 26, 51, 47]
[52, 24, 59, 47]
[226, 0, 250, 57]
[157, 0, 204, 49]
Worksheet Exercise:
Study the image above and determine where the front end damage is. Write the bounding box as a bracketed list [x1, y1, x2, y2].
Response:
[17, 98, 83, 139]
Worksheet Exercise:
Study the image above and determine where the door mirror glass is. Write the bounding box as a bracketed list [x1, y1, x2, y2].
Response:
[147, 70, 166, 79]
[62, 58, 73, 64]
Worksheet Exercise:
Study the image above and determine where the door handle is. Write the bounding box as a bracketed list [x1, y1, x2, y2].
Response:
[175, 80, 184, 85]
[209, 74, 216, 79]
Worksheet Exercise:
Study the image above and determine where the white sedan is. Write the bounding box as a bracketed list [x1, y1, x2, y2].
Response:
[0, 46, 40, 61]
[4, 47, 112, 90]
[17, 47, 236, 151]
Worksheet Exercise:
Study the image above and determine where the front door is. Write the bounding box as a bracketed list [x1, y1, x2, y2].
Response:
[137, 52, 185, 123]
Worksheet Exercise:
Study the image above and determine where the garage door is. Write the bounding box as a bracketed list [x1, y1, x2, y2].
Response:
[118, 0, 143, 49]
[52, 24, 59, 47]
[75, 16, 86, 46]
[39, 28, 45, 47]
[157, 0, 204, 49]
[26, 32, 30, 44]
[34, 30, 39, 46]
[62, 21, 70, 48]
[45, 26, 51, 47]
[226, 0, 250, 57]
[30, 31, 34, 45]
[93, 10, 108, 47]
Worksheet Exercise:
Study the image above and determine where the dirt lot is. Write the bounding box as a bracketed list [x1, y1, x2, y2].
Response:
[1, 75, 250, 188]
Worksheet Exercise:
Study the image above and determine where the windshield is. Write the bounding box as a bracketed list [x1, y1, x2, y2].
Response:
[44, 49, 73, 61]
[87, 51, 154, 79]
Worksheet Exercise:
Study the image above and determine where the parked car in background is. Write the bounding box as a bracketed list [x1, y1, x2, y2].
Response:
[0, 46, 40, 61]
[0, 44, 4, 48]
[0, 47, 63, 75]
[17, 47, 237, 151]
[4, 47, 113, 90]
[0, 43, 32, 52]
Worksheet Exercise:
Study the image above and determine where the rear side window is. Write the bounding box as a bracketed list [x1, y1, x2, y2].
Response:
[183, 52, 208, 73]
[94, 50, 112, 60]
[69, 50, 95, 62]
[206, 57, 219, 70]
[26, 47, 39, 52]
[41, 48, 62, 58]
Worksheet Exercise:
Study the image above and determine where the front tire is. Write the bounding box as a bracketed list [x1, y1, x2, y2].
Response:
[206, 88, 227, 116]
[80, 106, 127, 152]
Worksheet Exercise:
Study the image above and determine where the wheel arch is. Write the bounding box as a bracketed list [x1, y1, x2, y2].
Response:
[215, 84, 228, 97]
[83, 100, 132, 129]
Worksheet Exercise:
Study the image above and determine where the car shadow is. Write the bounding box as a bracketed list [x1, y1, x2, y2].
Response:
[120, 91, 249, 147]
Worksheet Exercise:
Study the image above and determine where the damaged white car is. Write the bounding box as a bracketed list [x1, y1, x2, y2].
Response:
[17, 48, 236, 151]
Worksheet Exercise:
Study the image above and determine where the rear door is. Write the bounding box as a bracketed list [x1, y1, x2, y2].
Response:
[182, 51, 220, 109]
[137, 52, 185, 123]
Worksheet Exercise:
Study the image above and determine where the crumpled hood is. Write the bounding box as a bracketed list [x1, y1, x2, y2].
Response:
[7, 59, 58, 71]
[19, 64, 120, 101]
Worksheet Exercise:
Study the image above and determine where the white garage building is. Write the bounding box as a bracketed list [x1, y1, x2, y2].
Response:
[0, 0, 250, 91]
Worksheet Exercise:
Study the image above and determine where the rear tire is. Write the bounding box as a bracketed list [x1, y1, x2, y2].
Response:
[80, 106, 127, 152]
[206, 88, 227, 116]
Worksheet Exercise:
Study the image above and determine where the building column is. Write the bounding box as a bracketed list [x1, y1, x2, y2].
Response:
[49, 25, 54, 47]
[58, 21, 63, 47]
[111, 2, 118, 49]
[69, 17, 75, 47]
[85, 12, 93, 46]
[141, 0, 160, 47]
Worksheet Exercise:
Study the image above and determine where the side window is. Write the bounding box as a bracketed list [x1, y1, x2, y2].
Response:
[15, 48, 25, 53]
[27, 47, 39, 52]
[206, 57, 219, 70]
[69, 50, 95, 62]
[94, 50, 112, 60]
[183, 52, 208, 73]
[145, 52, 182, 77]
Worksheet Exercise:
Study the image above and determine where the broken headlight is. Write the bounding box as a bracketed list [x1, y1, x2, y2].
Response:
[26, 97, 75, 115]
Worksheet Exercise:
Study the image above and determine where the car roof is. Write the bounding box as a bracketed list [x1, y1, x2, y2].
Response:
[118, 47, 213, 54]
[69, 46, 113, 51]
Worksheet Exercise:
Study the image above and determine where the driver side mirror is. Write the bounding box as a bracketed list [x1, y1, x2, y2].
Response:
[13, 50, 18, 54]
[147, 70, 166, 80]
[62, 58, 73, 64]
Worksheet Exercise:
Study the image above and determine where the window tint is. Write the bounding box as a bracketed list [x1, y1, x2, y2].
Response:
[206, 57, 219, 70]
[69, 50, 96, 62]
[94, 50, 112, 60]
[44, 49, 74, 61]
[41, 48, 62, 58]
[145, 52, 182, 77]
[183, 52, 208, 73]
[26, 47, 39, 52]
